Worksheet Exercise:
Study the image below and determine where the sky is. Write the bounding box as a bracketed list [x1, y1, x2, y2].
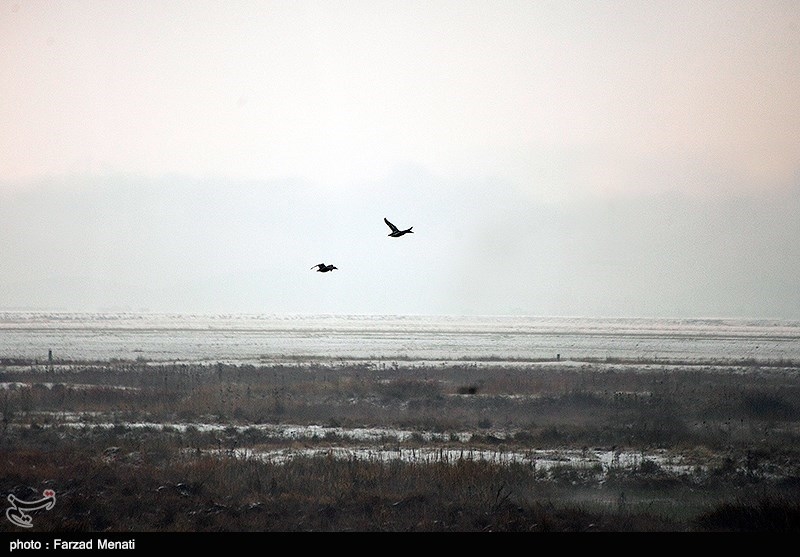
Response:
[1, 0, 799, 319]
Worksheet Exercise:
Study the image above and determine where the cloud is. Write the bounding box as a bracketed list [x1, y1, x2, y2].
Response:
[1, 172, 798, 318]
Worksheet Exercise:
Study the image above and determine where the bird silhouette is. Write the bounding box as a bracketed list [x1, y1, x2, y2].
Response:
[384, 217, 413, 237]
[311, 263, 337, 272]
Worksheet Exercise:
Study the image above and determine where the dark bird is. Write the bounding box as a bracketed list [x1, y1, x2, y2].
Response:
[311, 263, 337, 272]
[384, 217, 413, 237]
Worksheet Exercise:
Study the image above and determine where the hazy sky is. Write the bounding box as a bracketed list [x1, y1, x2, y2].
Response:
[1, 0, 799, 318]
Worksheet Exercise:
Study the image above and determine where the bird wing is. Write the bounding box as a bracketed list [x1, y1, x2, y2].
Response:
[312, 264, 324, 270]
[384, 218, 399, 232]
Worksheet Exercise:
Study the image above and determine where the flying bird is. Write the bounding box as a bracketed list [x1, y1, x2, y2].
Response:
[311, 263, 338, 272]
[384, 217, 413, 237]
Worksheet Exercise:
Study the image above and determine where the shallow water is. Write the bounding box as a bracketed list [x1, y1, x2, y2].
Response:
[1, 312, 799, 364]
[25, 414, 700, 474]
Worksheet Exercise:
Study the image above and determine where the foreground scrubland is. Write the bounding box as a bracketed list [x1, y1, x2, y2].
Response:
[1, 356, 799, 532]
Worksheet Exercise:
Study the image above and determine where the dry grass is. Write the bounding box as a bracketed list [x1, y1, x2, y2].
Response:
[1, 357, 799, 532]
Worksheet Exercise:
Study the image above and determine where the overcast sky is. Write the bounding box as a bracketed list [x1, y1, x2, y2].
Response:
[1, 0, 799, 319]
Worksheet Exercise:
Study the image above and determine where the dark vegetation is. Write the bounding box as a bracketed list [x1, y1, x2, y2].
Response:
[1, 357, 799, 532]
